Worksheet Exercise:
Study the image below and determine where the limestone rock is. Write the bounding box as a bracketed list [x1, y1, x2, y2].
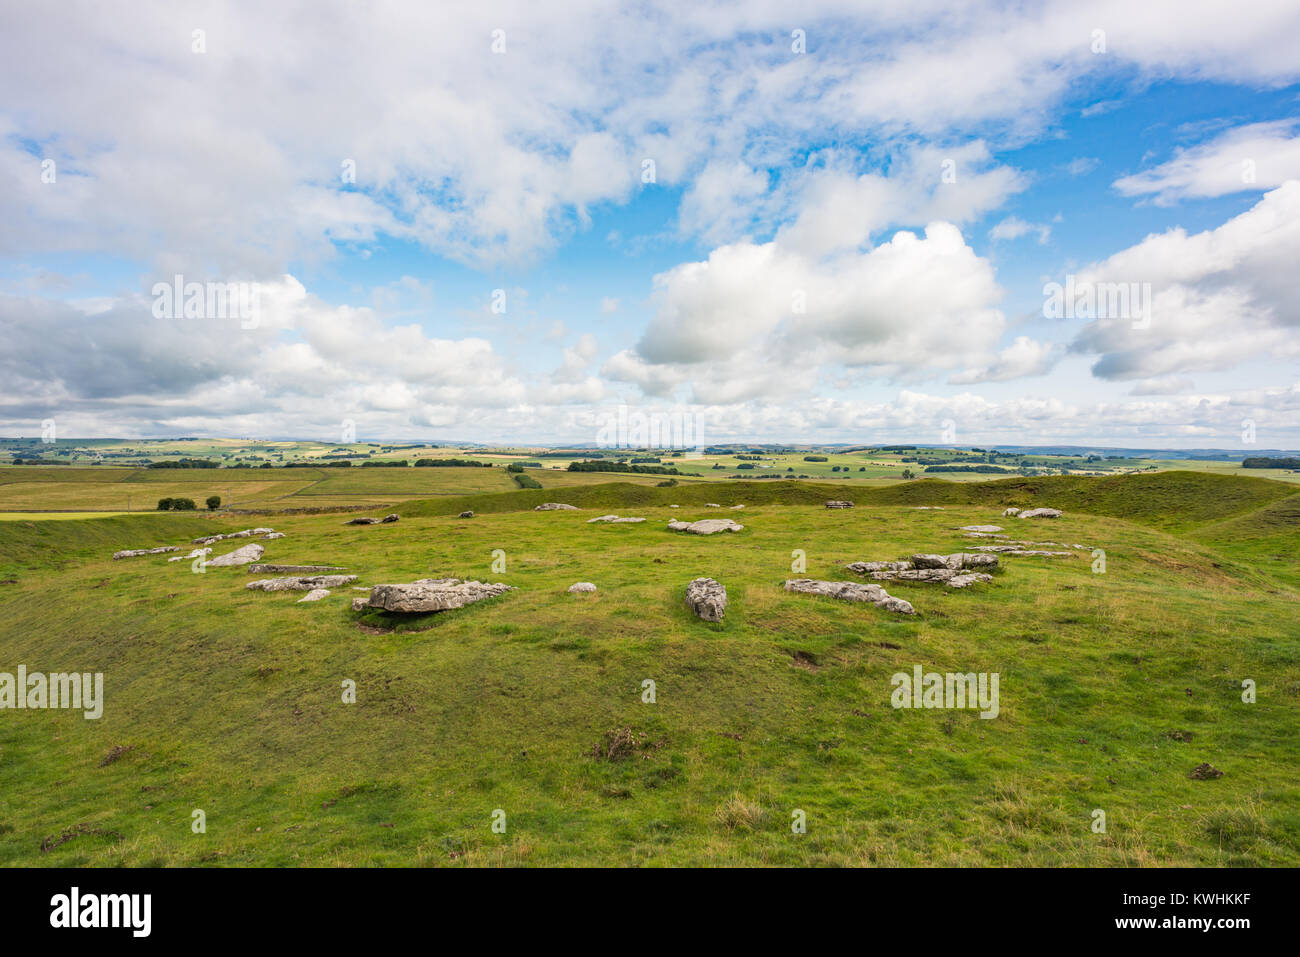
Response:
[363, 579, 513, 613]
[667, 518, 744, 535]
[1017, 508, 1062, 519]
[113, 546, 181, 559]
[297, 588, 330, 602]
[1002, 507, 1021, 516]
[959, 525, 1003, 533]
[911, 553, 962, 570]
[206, 543, 265, 567]
[882, 567, 959, 583]
[587, 515, 647, 523]
[824, 500, 854, 509]
[534, 503, 579, 511]
[783, 579, 914, 615]
[246, 574, 358, 592]
[167, 547, 212, 563]
[567, 582, 597, 593]
[264, 532, 286, 540]
[192, 528, 274, 546]
[993, 548, 1074, 557]
[948, 573, 994, 588]
[850, 553, 998, 587]
[248, 564, 346, 574]
[846, 560, 911, 574]
[459, 511, 474, 518]
[685, 577, 727, 622]
[704, 503, 721, 508]
[351, 597, 369, 612]
[381, 513, 400, 523]
[343, 517, 380, 525]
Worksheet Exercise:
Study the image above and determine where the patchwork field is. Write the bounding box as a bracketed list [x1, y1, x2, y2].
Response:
[6, 440, 1297, 518]
[0, 471, 1296, 866]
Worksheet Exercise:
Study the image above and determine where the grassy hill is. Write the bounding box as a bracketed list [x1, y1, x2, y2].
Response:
[402, 471, 1299, 532]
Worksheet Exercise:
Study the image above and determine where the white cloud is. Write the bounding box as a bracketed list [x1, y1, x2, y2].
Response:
[614, 221, 1035, 402]
[677, 161, 771, 246]
[951, 336, 1059, 383]
[1129, 377, 1194, 395]
[1070, 182, 1300, 379]
[989, 217, 1051, 244]
[1113, 120, 1300, 204]
[3, 2, 1299, 275]
[5, 2, 1300, 446]
[774, 143, 1027, 258]
[0, 276, 530, 437]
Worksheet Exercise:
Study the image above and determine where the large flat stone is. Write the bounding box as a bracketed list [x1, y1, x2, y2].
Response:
[667, 518, 744, 535]
[246, 575, 358, 592]
[783, 579, 914, 614]
[206, 543, 265, 567]
[247, 564, 347, 574]
[362, 578, 514, 613]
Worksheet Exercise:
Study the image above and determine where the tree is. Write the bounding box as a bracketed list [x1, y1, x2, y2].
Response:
[901, 468, 915, 479]
[157, 497, 174, 510]
[206, 495, 221, 510]
[171, 497, 197, 510]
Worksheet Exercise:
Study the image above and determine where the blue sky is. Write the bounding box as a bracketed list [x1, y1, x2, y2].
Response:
[2, 1, 1299, 447]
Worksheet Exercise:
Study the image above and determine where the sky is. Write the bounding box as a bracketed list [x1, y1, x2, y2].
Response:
[1, 0, 1299, 449]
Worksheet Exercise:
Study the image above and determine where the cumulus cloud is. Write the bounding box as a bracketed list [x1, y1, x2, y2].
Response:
[773, 143, 1028, 258]
[1070, 182, 1300, 380]
[0, 276, 531, 437]
[606, 221, 1056, 403]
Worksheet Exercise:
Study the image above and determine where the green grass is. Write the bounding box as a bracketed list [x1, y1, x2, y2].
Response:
[0, 472, 1297, 866]
[0, 511, 134, 521]
[400, 471, 1298, 532]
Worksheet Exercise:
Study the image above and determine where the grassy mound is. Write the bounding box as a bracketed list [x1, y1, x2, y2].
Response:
[399, 471, 1297, 531]
[0, 513, 214, 578]
[1188, 490, 1300, 589]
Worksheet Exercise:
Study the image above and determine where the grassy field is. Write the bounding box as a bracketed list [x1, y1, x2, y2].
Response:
[5, 440, 1296, 515]
[0, 470, 1296, 866]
